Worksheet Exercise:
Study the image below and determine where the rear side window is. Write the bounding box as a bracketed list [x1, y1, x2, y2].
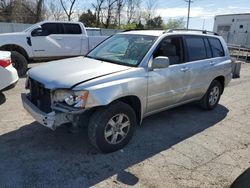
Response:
[63, 23, 82, 34]
[204, 38, 212, 58]
[208, 38, 225, 57]
[185, 36, 207, 61]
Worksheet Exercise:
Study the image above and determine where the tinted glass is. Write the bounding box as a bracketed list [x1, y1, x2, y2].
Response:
[41, 23, 61, 35]
[204, 38, 212, 58]
[185, 36, 207, 61]
[208, 38, 224, 57]
[64, 23, 82, 34]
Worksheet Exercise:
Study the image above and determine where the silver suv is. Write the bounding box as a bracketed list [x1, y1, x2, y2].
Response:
[22, 29, 232, 153]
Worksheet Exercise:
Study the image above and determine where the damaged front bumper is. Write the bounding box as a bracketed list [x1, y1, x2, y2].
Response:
[21, 93, 80, 130]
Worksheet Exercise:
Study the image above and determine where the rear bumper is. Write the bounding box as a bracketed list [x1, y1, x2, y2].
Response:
[0, 65, 18, 91]
[21, 93, 72, 130]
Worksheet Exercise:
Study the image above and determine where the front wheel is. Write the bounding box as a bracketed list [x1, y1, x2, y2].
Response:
[88, 101, 137, 153]
[199, 80, 222, 110]
[11, 51, 28, 77]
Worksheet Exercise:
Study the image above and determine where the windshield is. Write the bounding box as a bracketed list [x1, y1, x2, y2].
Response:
[87, 34, 157, 67]
[23, 24, 38, 32]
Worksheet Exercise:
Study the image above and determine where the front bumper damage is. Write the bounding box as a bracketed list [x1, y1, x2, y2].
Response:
[21, 93, 79, 130]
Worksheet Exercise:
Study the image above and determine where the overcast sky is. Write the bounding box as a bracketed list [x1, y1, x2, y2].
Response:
[155, 0, 250, 30]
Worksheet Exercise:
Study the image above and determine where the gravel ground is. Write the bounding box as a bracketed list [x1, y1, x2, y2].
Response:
[0, 63, 250, 188]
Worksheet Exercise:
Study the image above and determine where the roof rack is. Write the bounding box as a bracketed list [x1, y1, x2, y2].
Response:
[165, 29, 219, 36]
[122, 29, 148, 32]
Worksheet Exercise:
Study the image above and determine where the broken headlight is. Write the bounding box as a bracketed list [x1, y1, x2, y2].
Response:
[53, 90, 89, 108]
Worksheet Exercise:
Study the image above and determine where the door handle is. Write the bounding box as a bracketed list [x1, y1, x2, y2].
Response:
[56, 37, 62, 40]
[210, 61, 215, 66]
[180, 67, 189, 72]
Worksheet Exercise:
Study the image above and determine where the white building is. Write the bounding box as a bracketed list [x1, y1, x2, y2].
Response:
[213, 13, 250, 48]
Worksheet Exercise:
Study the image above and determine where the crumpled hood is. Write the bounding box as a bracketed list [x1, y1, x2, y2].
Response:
[28, 56, 131, 89]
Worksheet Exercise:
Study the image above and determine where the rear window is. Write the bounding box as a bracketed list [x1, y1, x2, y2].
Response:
[63, 23, 82, 34]
[208, 38, 225, 57]
[185, 36, 207, 61]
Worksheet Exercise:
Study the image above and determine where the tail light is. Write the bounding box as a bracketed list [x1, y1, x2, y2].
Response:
[0, 59, 11, 68]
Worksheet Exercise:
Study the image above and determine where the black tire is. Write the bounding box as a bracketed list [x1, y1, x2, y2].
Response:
[199, 80, 222, 110]
[11, 51, 28, 77]
[88, 101, 137, 153]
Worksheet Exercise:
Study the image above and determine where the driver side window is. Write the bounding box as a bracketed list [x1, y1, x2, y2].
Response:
[32, 23, 63, 36]
[153, 37, 184, 65]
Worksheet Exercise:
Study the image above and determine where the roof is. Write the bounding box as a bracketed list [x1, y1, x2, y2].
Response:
[121, 30, 164, 36]
[120, 29, 219, 37]
[215, 13, 250, 17]
[39, 20, 83, 25]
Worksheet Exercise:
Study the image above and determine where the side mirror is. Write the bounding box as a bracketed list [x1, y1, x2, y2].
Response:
[151, 56, 170, 69]
[31, 27, 44, 37]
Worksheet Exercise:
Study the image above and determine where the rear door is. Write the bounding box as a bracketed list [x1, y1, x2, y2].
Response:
[31, 23, 65, 57]
[181, 35, 212, 100]
[61, 23, 83, 56]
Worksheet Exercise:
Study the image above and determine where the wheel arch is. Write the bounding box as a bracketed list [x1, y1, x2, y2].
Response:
[113, 95, 142, 125]
[213, 75, 225, 94]
[0, 44, 29, 60]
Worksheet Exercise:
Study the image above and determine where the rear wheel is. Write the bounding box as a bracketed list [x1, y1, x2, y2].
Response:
[11, 51, 28, 77]
[88, 101, 137, 153]
[199, 80, 222, 110]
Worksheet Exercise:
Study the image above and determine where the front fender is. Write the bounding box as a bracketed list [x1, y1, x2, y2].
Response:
[0, 35, 33, 57]
[84, 76, 148, 119]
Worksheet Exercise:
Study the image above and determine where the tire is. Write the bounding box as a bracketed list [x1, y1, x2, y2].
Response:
[199, 80, 222, 110]
[11, 51, 28, 77]
[88, 101, 137, 153]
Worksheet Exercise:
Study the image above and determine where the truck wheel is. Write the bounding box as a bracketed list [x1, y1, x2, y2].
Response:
[11, 51, 28, 77]
[199, 80, 222, 110]
[88, 101, 137, 153]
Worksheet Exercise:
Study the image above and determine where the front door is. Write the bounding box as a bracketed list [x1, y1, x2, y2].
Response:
[146, 36, 192, 113]
[31, 23, 65, 58]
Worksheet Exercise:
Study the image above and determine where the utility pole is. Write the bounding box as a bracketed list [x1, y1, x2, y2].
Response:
[202, 19, 205, 30]
[185, 0, 193, 29]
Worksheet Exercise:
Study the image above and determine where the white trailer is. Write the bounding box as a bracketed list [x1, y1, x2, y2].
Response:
[213, 13, 250, 48]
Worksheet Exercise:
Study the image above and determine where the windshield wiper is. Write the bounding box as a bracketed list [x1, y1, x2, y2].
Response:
[86, 55, 101, 61]
[86, 55, 135, 67]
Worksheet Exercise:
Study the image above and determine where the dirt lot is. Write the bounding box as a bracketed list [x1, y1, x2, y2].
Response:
[0, 63, 250, 188]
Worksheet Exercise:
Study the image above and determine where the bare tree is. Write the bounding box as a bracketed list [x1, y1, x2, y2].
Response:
[105, 0, 118, 28]
[126, 0, 141, 24]
[144, 0, 158, 21]
[0, 0, 15, 22]
[47, 1, 64, 21]
[21, 0, 45, 23]
[92, 0, 105, 26]
[60, 0, 76, 21]
[115, 0, 124, 27]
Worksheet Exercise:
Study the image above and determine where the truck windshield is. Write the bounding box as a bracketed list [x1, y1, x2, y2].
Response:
[87, 34, 156, 67]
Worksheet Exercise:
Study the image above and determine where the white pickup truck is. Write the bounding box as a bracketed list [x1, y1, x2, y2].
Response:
[0, 21, 108, 76]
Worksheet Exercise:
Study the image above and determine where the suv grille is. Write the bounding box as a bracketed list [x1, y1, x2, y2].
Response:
[29, 78, 52, 113]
